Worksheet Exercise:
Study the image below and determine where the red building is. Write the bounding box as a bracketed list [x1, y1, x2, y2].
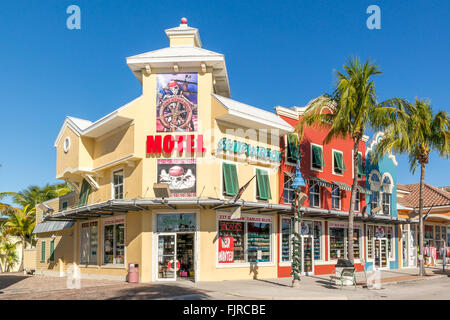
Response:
[275, 104, 370, 276]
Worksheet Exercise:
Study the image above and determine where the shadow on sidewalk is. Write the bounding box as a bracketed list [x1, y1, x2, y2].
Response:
[0, 274, 30, 292]
[106, 283, 212, 300]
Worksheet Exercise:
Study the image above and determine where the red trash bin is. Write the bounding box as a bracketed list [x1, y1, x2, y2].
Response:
[128, 263, 139, 283]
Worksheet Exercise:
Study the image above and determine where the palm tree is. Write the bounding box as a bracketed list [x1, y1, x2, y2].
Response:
[372, 98, 449, 275]
[0, 241, 19, 273]
[296, 57, 402, 263]
[0, 204, 36, 272]
[0, 183, 72, 211]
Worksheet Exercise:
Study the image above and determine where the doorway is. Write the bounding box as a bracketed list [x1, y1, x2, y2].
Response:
[157, 233, 195, 281]
[301, 235, 314, 275]
[374, 238, 388, 269]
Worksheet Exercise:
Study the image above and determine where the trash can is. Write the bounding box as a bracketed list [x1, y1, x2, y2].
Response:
[128, 263, 139, 283]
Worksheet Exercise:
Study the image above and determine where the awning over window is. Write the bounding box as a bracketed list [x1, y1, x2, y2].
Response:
[332, 181, 352, 191]
[358, 153, 365, 176]
[223, 163, 239, 196]
[256, 169, 272, 200]
[33, 221, 74, 234]
[333, 152, 346, 171]
[306, 177, 333, 188]
[356, 184, 372, 195]
[312, 145, 325, 168]
[287, 133, 300, 162]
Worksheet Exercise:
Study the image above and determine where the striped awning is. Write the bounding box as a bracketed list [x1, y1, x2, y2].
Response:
[33, 221, 74, 234]
[332, 181, 352, 191]
[356, 185, 372, 195]
[307, 177, 333, 188]
[283, 171, 296, 180]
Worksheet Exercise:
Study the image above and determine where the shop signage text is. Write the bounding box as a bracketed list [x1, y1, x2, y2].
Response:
[146, 134, 206, 154]
[217, 138, 282, 163]
[218, 236, 234, 263]
[218, 214, 272, 223]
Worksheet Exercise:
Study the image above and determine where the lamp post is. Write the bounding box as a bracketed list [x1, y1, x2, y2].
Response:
[291, 160, 307, 288]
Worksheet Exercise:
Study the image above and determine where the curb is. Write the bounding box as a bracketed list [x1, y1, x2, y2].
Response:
[360, 274, 447, 288]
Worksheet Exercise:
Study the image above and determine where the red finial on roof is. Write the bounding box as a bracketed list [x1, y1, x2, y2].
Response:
[181, 17, 187, 24]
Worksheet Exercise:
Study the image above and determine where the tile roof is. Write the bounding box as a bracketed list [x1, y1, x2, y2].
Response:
[397, 182, 450, 208]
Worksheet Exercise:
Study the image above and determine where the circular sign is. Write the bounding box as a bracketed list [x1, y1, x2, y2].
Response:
[375, 227, 385, 238]
[167, 259, 180, 271]
[158, 96, 194, 131]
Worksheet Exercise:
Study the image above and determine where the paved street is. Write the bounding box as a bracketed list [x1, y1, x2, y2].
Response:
[0, 267, 448, 300]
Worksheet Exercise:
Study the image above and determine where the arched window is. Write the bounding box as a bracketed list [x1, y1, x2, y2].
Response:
[383, 176, 391, 185]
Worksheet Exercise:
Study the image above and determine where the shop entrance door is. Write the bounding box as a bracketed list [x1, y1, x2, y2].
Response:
[409, 228, 417, 267]
[374, 238, 388, 269]
[157, 233, 195, 281]
[302, 235, 314, 275]
[157, 234, 176, 280]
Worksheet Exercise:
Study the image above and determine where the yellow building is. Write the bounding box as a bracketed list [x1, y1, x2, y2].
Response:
[33, 19, 294, 282]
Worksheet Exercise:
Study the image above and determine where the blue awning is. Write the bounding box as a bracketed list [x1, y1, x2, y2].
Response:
[33, 221, 74, 234]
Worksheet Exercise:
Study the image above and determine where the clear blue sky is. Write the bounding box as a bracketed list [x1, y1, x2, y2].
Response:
[0, 0, 449, 201]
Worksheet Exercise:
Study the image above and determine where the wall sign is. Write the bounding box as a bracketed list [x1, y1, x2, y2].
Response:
[157, 159, 196, 197]
[218, 236, 234, 263]
[156, 73, 198, 132]
[216, 138, 282, 163]
[218, 214, 272, 223]
[146, 134, 206, 154]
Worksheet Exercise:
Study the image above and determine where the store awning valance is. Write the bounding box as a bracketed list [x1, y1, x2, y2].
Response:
[356, 185, 372, 195]
[33, 221, 74, 234]
[306, 177, 333, 188]
[332, 181, 352, 191]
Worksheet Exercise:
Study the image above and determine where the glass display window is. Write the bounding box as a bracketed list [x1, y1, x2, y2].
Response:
[157, 214, 196, 232]
[313, 221, 322, 261]
[103, 217, 125, 265]
[367, 225, 374, 259]
[425, 225, 433, 239]
[330, 227, 345, 260]
[280, 217, 292, 262]
[80, 221, 98, 265]
[218, 221, 245, 263]
[247, 222, 271, 263]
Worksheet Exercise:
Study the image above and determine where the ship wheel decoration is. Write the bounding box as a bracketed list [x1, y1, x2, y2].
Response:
[158, 95, 194, 131]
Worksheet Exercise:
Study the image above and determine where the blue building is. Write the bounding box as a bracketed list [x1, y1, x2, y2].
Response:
[363, 132, 400, 271]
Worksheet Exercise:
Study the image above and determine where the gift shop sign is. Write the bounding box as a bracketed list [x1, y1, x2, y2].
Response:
[216, 138, 282, 163]
[218, 236, 234, 263]
[146, 134, 206, 154]
[218, 214, 272, 223]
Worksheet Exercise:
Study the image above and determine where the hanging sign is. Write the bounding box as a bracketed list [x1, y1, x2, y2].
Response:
[218, 237, 234, 263]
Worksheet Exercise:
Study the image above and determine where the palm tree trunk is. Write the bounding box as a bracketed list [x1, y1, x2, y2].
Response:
[347, 140, 360, 263]
[418, 163, 426, 276]
[19, 238, 25, 272]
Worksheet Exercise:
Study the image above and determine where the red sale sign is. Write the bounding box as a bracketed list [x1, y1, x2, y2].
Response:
[218, 237, 234, 263]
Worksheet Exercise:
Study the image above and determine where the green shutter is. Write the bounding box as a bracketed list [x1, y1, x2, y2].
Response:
[78, 179, 91, 207]
[256, 169, 272, 200]
[358, 153, 364, 176]
[334, 152, 346, 171]
[50, 240, 55, 261]
[41, 241, 46, 262]
[312, 145, 325, 168]
[223, 163, 238, 196]
[287, 133, 300, 162]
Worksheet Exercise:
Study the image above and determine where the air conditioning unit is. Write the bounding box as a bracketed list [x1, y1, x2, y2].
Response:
[153, 183, 170, 198]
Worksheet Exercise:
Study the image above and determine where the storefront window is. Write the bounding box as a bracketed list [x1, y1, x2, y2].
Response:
[247, 222, 271, 262]
[387, 227, 393, 259]
[330, 227, 345, 259]
[425, 225, 433, 239]
[218, 221, 245, 263]
[280, 218, 292, 262]
[157, 214, 196, 232]
[448, 227, 450, 247]
[371, 191, 379, 211]
[217, 215, 272, 264]
[368, 225, 374, 259]
[80, 221, 98, 265]
[103, 217, 125, 265]
[313, 221, 322, 260]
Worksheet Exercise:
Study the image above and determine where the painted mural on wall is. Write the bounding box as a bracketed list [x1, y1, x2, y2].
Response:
[156, 73, 198, 132]
[157, 159, 196, 197]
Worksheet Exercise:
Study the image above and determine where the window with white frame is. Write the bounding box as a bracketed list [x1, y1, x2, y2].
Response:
[113, 169, 124, 199]
[371, 191, 380, 211]
[309, 183, 320, 208]
[354, 190, 360, 211]
[80, 221, 98, 265]
[283, 173, 295, 204]
[103, 217, 125, 265]
[311, 144, 324, 171]
[331, 186, 341, 210]
[332, 150, 345, 175]
[382, 193, 391, 215]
